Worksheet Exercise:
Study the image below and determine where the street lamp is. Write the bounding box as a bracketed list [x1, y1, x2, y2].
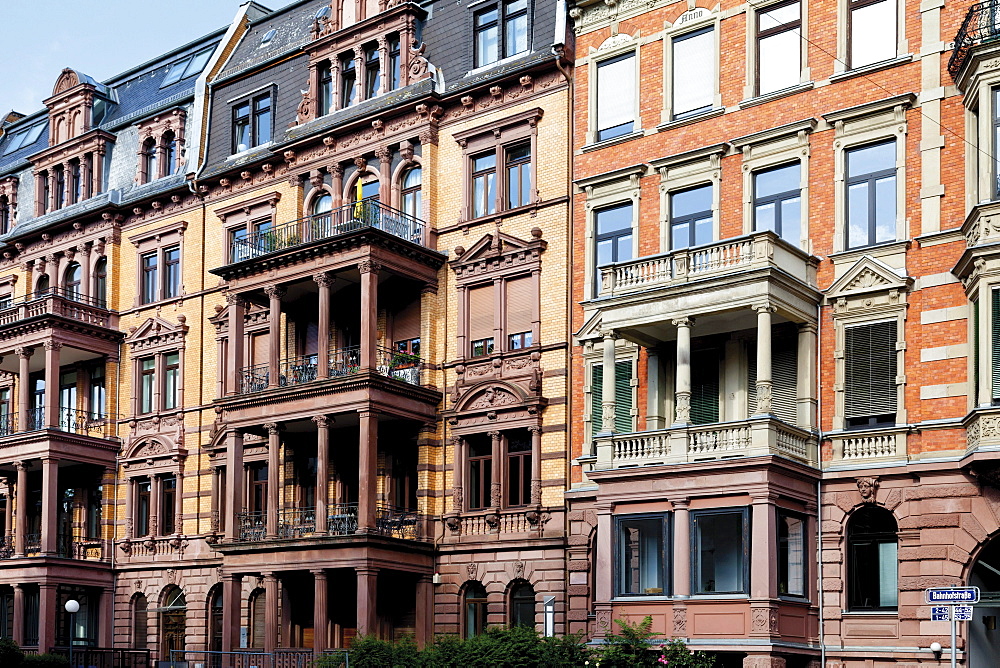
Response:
[64, 599, 79, 668]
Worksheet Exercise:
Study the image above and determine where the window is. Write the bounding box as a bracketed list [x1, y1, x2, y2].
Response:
[160, 46, 214, 88]
[132, 594, 148, 650]
[135, 478, 151, 536]
[64, 262, 82, 300]
[693, 508, 748, 594]
[844, 320, 897, 427]
[41, 171, 50, 214]
[509, 582, 536, 627]
[401, 167, 422, 219]
[992, 88, 1000, 200]
[388, 37, 401, 91]
[671, 184, 713, 250]
[616, 514, 668, 596]
[596, 53, 635, 142]
[846, 140, 896, 248]
[161, 475, 176, 535]
[778, 511, 806, 597]
[396, 337, 420, 358]
[232, 93, 271, 153]
[467, 435, 492, 510]
[163, 132, 177, 177]
[464, 582, 488, 638]
[673, 27, 715, 118]
[250, 589, 266, 648]
[341, 56, 357, 108]
[59, 371, 77, 431]
[472, 152, 497, 218]
[849, 0, 896, 69]
[469, 284, 495, 357]
[848, 505, 898, 610]
[261, 28, 277, 46]
[54, 165, 65, 210]
[505, 143, 531, 209]
[164, 353, 180, 410]
[474, 0, 529, 68]
[141, 245, 181, 304]
[70, 161, 81, 204]
[141, 252, 158, 304]
[159, 587, 186, 661]
[594, 203, 633, 293]
[505, 276, 533, 350]
[365, 46, 381, 98]
[506, 431, 531, 507]
[89, 366, 106, 419]
[140, 358, 156, 414]
[754, 162, 801, 246]
[457, 110, 540, 221]
[590, 360, 634, 437]
[319, 62, 333, 116]
[93, 257, 107, 306]
[163, 245, 180, 299]
[2, 121, 45, 155]
[757, 1, 801, 95]
[0, 196, 9, 234]
[142, 139, 158, 183]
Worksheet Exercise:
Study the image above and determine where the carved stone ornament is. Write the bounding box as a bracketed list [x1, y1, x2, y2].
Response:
[856, 476, 880, 502]
[513, 561, 525, 579]
[469, 386, 518, 409]
[672, 607, 687, 634]
[466, 562, 477, 579]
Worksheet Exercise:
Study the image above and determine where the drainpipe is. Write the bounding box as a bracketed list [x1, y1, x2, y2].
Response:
[815, 300, 826, 667]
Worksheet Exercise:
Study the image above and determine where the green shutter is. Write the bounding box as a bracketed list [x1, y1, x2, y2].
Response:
[591, 364, 603, 440]
[973, 297, 980, 404]
[614, 360, 633, 433]
[748, 326, 797, 422]
[691, 349, 720, 425]
[992, 290, 1000, 401]
[845, 321, 897, 423]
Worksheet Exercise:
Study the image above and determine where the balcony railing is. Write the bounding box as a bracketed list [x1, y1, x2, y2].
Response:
[597, 231, 813, 298]
[0, 407, 112, 438]
[328, 502, 359, 535]
[238, 511, 266, 542]
[0, 535, 12, 559]
[950, 0, 1000, 78]
[277, 507, 316, 539]
[376, 504, 420, 539]
[24, 533, 40, 555]
[235, 503, 422, 541]
[0, 287, 111, 328]
[56, 535, 105, 560]
[230, 200, 426, 264]
[237, 346, 422, 394]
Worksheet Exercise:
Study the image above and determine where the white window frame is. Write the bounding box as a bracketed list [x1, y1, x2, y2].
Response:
[661, 10, 721, 124]
[586, 33, 641, 146]
[835, 0, 906, 74]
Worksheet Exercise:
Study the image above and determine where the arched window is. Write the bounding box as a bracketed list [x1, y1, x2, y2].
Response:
[463, 582, 488, 639]
[142, 138, 158, 183]
[401, 167, 422, 219]
[312, 192, 332, 216]
[848, 505, 898, 610]
[509, 581, 536, 628]
[207, 586, 224, 653]
[159, 587, 186, 661]
[93, 257, 107, 307]
[64, 262, 82, 300]
[131, 593, 148, 650]
[0, 195, 9, 235]
[36, 274, 50, 296]
[163, 132, 177, 176]
[249, 588, 266, 648]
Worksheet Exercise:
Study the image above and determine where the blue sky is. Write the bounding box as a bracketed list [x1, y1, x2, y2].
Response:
[0, 0, 296, 116]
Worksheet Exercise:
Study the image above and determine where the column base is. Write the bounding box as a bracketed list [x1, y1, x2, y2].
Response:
[594, 603, 613, 638]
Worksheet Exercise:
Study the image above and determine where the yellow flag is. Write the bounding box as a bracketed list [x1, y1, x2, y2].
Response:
[354, 177, 364, 218]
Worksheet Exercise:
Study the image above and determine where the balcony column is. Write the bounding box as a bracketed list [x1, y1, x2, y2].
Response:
[376, 147, 392, 206]
[672, 499, 691, 598]
[313, 415, 331, 533]
[797, 323, 818, 429]
[226, 294, 247, 396]
[646, 349, 666, 430]
[40, 458, 58, 555]
[450, 436, 463, 512]
[221, 574, 242, 652]
[600, 330, 617, 433]
[489, 430, 502, 509]
[43, 342, 61, 428]
[329, 164, 345, 208]
[263, 572, 279, 652]
[265, 286, 284, 389]
[673, 317, 693, 424]
[47, 172, 57, 212]
[12, 583, 23, 646]
[314, 273, 334, 379]
[77, 243, 91, 300]
[356, 567, 379, 636]
[265, 423, 281, 538]
[14, 462, 27, 557]
[358, 410, 378, 532]
[38, 582, 57, 652]
[225, 430, 244, 540]
[150, 474, 161, 537]
[528, 425, 542, 505]
[416, 574, 433, 648]
[4, 478, 13, 543]
[16, 347, 32, 431]
[359, 260, 380, 371]
[312, 569, 328, 653]
[750, 493, 778, 639]
[594, 504, 613, 606]
[753, 303, 775, 416]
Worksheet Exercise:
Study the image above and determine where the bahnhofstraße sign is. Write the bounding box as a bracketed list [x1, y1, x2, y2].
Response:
[925, 587, 980, 605]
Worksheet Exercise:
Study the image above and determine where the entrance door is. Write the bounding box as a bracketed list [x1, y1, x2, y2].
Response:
[969, 536, 1000, 668]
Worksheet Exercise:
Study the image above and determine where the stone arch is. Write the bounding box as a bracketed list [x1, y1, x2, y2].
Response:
[343, 163, 382, 202]
[304, 182, 336, 214]
[455, 380, 530, 413]
[390, 154, 423, 210]
[53, 69, 81, 96]
[124, 436, 177, 461]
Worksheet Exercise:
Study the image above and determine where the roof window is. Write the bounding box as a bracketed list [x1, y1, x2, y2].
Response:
[315, 6, 331, 19]
[160, 46, 215, 88]
[261, 29, 278, 46]
[2, 121, 46, 155]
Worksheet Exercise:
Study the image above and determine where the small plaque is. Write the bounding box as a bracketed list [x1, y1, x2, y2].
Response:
[931, 606, 950, 621]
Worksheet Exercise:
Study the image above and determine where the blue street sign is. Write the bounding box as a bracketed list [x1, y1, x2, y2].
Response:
[925, 587, 980, 604]
[954, 606, 974, 621]
[931, 606, 950, 621]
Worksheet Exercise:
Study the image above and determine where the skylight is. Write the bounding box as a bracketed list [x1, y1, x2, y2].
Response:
[2, 121, 46, 156]
[261, 29, 278, 46]
[315, 5, 331, 19]
[160, 46, 216, 88]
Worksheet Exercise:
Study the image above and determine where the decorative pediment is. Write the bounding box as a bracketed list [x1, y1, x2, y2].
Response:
[126, 315, 188, 352]
[574, 310, 604, 343]
[825, 256, 912, 315]
[455, 380, 529, 413]
[451, 228, 546, 280]
[122, 433, 185, 467]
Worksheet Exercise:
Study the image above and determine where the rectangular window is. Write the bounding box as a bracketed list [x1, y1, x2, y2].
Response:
[472, 152, 497, 218]
[140, 358, 156, 414]
[505, 143, 531, 209]
[693, 508, 748, 594]
[163, 245, 180, 299]
[594, 203, 633, 294]
[365, 46, 381, 98]
[232, 93, 271, 152]
[253, 95, 271, 145]
[992, 289, 1000, 404]
[467, 435, 492, 510]
[844, 320, 897, 427]
[474, 7, 500, 67]
[504, 0, 529, 57]
[89, 366, 105, 419]
[596, 53, 635, 142]
[233, 102, 251, 152]
[469, 283, 495, 358]
[672, 27, 715, 118]
[319, 63, 333, 116]
[388, 38, 401, 90]
[589, 360, 634, 435]
[135, 479, 151, 537]
[778, 511, 806, 597]
[616, 515, 669, 596]
[474, 0, 528, 68]
[757, 1, 801, 95]
[164, 353, 180, 411]
[161, 475, 176, 535]
[754, 162, 801, 246]
[849, 0, 896, 68]
[505, 275, 533, 350]
[141, 252, 158, 304]
[506, 431, 531, 507]
[993, 88, 1000, 200]
[671, 184, 713, 250]
[341, 56, 357, 107]
[846, 140, 896, 249]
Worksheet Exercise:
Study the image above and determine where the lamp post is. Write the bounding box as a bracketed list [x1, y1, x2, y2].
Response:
[64, 599, 79, 668]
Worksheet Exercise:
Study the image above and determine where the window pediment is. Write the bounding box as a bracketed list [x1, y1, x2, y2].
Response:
[127, 316, 188, 352]
[451, 229, 545, 280]
[824, 255, 912, 313]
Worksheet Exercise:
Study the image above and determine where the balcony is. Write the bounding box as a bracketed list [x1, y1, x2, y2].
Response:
[0, 408, 114, 440]
[238, 346, 421, 394]
[0, 288, 113, 330]
[950, 0, 1000, 79]
[236, 503, 423, 543]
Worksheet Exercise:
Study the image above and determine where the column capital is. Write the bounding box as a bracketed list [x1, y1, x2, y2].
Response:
[264, 285, 286, 300]
[355, 566, 380, 575]
[14, 347, 33, 359]
[311, 568, 327, 577]
[313, 272, 335, 287]
[263, 422, 281, 436]
[600, 329, 617, 341]
[797, 322, 818, 335]
[226, 292, 248, 308]
[671, 316, 694, 328]
[14, 460, 29, 472]
[358, 260, 381, 275]
[488, 430, 502, 439]
[329, 162, 345, 178]
[526, 425, 542, 434]
[752, 302, 776, 314]
[312, 415, 334, 429]
[669, 497, 690, 510]
[43, 341, 62, 351]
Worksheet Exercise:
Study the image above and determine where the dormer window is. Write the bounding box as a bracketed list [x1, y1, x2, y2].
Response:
[231, 94, 272, 154]
[319, 62, 333, 116]
[315, 5, 331, 19]
[70, 160, 82, 204]
[142, 138, 158, 184]
[163, 132, 177, 176]
[341, 55, 357, 108]
[160, 46, 215, 88]
[2, 121, 46, 156]
[365, 45, 381, 98]
[388, 37, 401, 90]
[54, 165, 65, 209]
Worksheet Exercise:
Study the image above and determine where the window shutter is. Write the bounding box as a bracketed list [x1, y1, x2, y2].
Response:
[615, 360, 633, 433]
[394, 299, 420, 342]
[691, 349, 720, 424]
[469, 284, 495, 341]
[250, 333, 268, 366]
[992, 290, 1000, 401]
[597, 54, 635, 132]
[748, 333, 797, 423]
[845, 321, 897, 420]
[505, 276, 533, 336]
[591, 364, 603, 440]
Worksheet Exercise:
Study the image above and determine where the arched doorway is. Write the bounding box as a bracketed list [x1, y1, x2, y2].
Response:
[970, 534, 1000, 667]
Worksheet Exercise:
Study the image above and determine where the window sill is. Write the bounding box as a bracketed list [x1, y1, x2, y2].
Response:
[656, 107, 725, 132]
[226, 141, 274, 161]
[581, 130, 645, 153]
[738, 82, 815, 109]
[127, 294, 186, 314]
[829, 55, 913, 83]
[688, 593, 750, 600]
[841, 610, 899, 616]
[611, 595, 673, 602]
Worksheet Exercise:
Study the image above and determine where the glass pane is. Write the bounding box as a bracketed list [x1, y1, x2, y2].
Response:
[596, 204, 632, 234]
[759, 29, 800, 94]
[851, 0, 896, 68]
[597, 54, 635, 134]
[256, 109, 271, 145]
[878, 541, 898, 607]
[755, 162, 800, 198]
[476, 24, 499, 66]
[673, 29, 714, 115]
[755, 202, 776, 232]
[672, 185, 712, 217]
[696, 512, 744, 593]
[620, 518, 664, 594]
[616, 234, 633, 263]
[694, 215, 713, 246]
[848, 182, 870, 247]
[596, 239, 614, 268]
[874, 175, 896, 243]
[779, 514, 805, 596]
[780, 196, 801, 245]
[506, 13, 528, 56]
[474, 153, 496, 173]
[760, 1, 800, 27]
[672, 221, 690, 250]
[183, 48, 213, 79]
[847, 141, 895, 177]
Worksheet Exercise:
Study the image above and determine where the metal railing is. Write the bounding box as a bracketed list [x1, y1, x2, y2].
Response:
[0, 412, 15, 436]
[279, 355, 318, 387]
[50, 647, 151, 668]
[375, 347, 421, 385]
[376, 504, 420, 539]
[277, 507, 316, 538]
[329, 345, 361, 378]
[0, 535, 12, 559]
[230, 199, 426, 264]
[169, 649, 348, 668]
[56, 535, 105, 560]
[327, 502, 359, 535]
[238, 345, 422, 394]
[238, 511, 266, 542]
[24, 532, 40, 555]
[950, 0, 1000, 78]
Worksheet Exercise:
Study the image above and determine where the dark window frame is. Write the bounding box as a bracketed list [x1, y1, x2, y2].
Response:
[993, 87, 1000, 200]
[614, 512, 671, 597]
[755, 0, 801, 95]
[672, 26, 716, 119]
[509, 581, 536, 627]
[473, 0, 531, 69]
[505, 431, 532, 508]
[593, 202, 634, 294]
[231, 92, 273, 153]
[160, 474, 177, 535]
[318, 62, 333, 116]
[777, 508, 808, 599]
[753, 161, 801, 243]
[691, 507, 751, 596]
[467, 436, 493, 511]
[847, 0, 896, 69]
[139, 357, 156, 415]
[847, 505, 898, 611]
[595, 51, 636, 142]
[670, 183, 714, 250]
[845, 139, 897, 249]
[463, 582, 488, 638]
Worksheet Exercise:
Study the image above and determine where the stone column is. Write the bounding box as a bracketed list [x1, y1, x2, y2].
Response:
[753, 304, 775, 416]
[263, 572, 279, 652]
[4, 479, 13, 543]
[797, 323, 818, 429]
[646, 349, 666, 430]
[174, 467, 184, 535]
[600, 331, 617, 433]
[40, 458, 58, 555]
[265, 423, 280, 538]
[38, 582, 57, 652]
[225, 430, 244, 540]
[125, 477, 135, 539]
[451, 436, 463, 512]
[376, 147, 392, 206]
[489, 430, 502, 509]
[16, 347, 32, 432]
[672, 499, 691, 598]
[221, 574, 242, 652]
[82, 156, 92, 200]
[359, 261, 380, 370]
[77, 244, 91, 300]
[43, 342, 61, 428]
[12, 584, 23, 645]
[528, 425, 542, 505]
[98, 587, 114, 647]
[329, 164, 345, 208]
[673, 317, 693, 424]
[14, 462, 26, 557]
[358, 410, 378, 532]
[266, 286, 284, 389]
[47, 172, 57, 212]
[416, 574, 433, 648]
[150, 473, 161, 537]
[750, 494, 777, 599]
[313, 416, 331, 533]
[210, 467, 222, 534]
[226, 294, 246, 396]
[314, 273, 333, 379]
[356, 567, 379, 636]
[313, 569, 328, 653]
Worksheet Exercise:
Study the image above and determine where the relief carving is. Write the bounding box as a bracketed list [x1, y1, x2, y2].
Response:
[469, 386, 518, 409]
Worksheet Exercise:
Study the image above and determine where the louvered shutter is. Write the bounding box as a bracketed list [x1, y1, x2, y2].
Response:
[691, 349, 720, 424]
[747, 332, 798, 423]
[591, 364, 603, 440]
[845, 321, 897, 423]
[615, 360, 633, 433]
[469, 284, 495, 342]
[973, 297, 980, 403]
[394, 299, 420, 342]
[992, 290, 1000, 401]
[505, 276, 533, 336]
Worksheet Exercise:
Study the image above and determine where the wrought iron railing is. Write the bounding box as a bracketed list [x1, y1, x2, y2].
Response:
[0, 412, 15, 436]
[376, 504, 420, 539]
[279, 355, 318, 387]
[230, 199, 426, 264]
[55, 535, 103, 560]
[27, 406, 44, 431]
[240, 363, 269, 394]
[51, 647, 150, 668]
[329, 345, 361, 378]
[950, 0, 1000, 78]
[0, 535, 12, 559]
[375, 346, 421, 385]
[24, 532, 40, 555]
[237, 511, 266, 542]
[327, 502, 359, 535]
[238, 345, 422, 394]
[278, 507, 316, 538]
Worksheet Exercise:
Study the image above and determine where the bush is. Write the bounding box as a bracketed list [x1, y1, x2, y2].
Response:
[597, 616, 660, 667]
[22, 654, 70, 668]
[0, 638, 23, 667]
[658, 638, 716, 668]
